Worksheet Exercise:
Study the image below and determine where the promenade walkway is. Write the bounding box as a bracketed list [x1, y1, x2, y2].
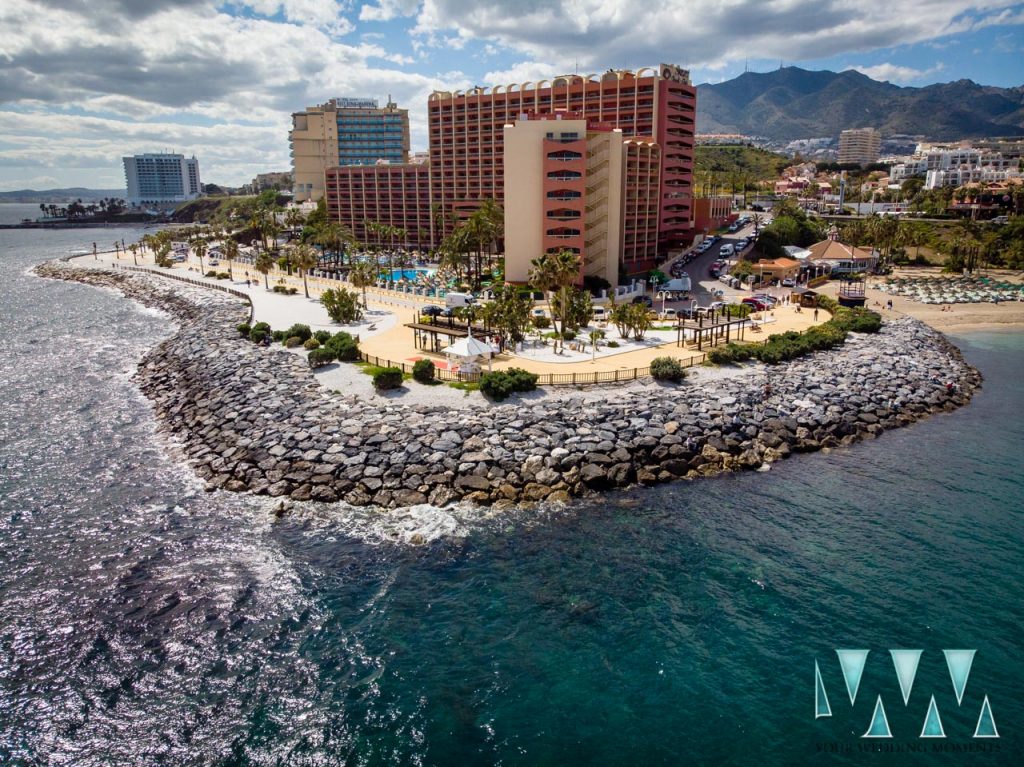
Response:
[84, 249, 823, 377]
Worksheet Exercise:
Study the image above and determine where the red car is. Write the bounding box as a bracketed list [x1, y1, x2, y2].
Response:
[741, 297, 771, 311]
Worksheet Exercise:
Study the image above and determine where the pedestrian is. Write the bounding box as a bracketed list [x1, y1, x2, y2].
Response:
[813, 307, 819, 321]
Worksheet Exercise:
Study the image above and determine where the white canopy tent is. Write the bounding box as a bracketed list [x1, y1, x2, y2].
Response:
[444, 334, 496, 374]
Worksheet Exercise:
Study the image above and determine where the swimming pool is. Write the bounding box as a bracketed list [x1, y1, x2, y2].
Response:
[382, 268, 434, 281]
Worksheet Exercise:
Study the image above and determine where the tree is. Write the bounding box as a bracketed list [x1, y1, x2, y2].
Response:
[222, 237, 239, 278]
[529, 249, 581, 353]
[128, 243, 138, 266]
[191, 236, 208, 274]
[480, 286, 533, 348]
[321, 287, 364, 323]
[348, 261, 376, 308]
[255, 250, 275, 289]
[291, 243, 319, 298]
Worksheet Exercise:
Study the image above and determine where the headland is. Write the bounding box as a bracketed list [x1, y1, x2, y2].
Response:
[35, 258, 981, 510]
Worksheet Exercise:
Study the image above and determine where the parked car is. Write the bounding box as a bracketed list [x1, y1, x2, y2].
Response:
[659, 308, 679, 321]
[421, 305, 445, 317]
[719, 244, 735, 257]
[781, 277, 796, 287]
[632, 295, 653, 307]
[742, 297, 771, 311]
[592, 306, 608, 321]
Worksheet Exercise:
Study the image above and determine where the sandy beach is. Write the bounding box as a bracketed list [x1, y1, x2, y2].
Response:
[858, 268, 1024, 334]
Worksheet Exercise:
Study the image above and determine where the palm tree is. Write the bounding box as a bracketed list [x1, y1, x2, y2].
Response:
[529, 249, 581, 353]
[349, 261, 376, 308]
[192, 237, 208, 274]
[292, 243, 319, 298]
[255, 250, 275, 290]
[129, 243, 138, 266]
[222, 238, 239, 279]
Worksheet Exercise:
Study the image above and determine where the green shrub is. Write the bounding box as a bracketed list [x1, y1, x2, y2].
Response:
[480, 371, 516, 401]
[217, 272, 230, 279]
[303, 338, 320, 350]
[372, 367, 404, 390]
[479, 367, 539, 401]
[284, 336, 303, 348]
[272, 330, 286, 343]
[561, 329, 577, 341]
[532, 315, 551, 329]
[324, 331, 360, 361]
[237, 322, 251, 337]
[313, 330, 331, 344]
[321, 287, 364, 323]
[205, 270, 218, 277]
[283, 323, 312, 342]
[505, 367, 538, 392]
[726, 303, 753, 318]
[607, 340, 620, 348]
[650, 356, 685, 382]
[272, 284, 286, 293]
[249, 321, 271, 343]
[412, 358, 436, 384]
[307, 348, 335, 368]
[288, 287, 298, 295]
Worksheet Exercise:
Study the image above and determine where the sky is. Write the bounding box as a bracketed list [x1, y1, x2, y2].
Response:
[0, 0, 1022, 191]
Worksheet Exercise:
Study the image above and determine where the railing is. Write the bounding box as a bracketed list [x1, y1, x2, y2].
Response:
[111, 263, 254, 322]
[358, 351, 706, 386]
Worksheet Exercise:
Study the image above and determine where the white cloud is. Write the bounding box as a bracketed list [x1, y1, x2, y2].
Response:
[853, 62, 946, 84]
[413, 0, 1019, 73]
[0, 0, 467, 185]
[359, 0, 419, 23]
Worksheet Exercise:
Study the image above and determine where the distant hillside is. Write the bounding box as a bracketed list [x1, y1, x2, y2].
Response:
[695, 145, 791, 180]
[696, 67, 1024, 141]
[0, 188, 126, 203]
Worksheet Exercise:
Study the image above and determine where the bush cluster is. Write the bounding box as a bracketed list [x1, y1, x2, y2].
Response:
[372, 367, 404, 390]
[705, 301, 881, 366]
[216, 272, 230, 280]
[272, 284, 299, 295]
[284, 336, 303, 348]
[303, 338, 320, 350]
[323, 331, 359, 361]
[283, 324, 312, 342]
[479, 367, 539, 401]
[412, 358, 436, 384]
[313, 330, 331, 345]
[205, 270, 218, 278]
[237, 322, 251, 337]
[249, 321, 271, 343]
[307, 348, 334, 368]
[532, 315, 551, 329]
[272, 330, 286, 343]
[650, 356, 685, 382]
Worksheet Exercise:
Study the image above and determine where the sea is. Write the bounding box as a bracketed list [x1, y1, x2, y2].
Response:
[0, 203, 1021, 765]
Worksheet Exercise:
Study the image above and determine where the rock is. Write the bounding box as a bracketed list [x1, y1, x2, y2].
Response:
[392, 489, 428, 507]
[455, 474, 491, 492]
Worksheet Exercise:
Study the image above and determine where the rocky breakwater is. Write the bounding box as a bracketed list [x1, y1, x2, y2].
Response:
[37, 261, 982, 509]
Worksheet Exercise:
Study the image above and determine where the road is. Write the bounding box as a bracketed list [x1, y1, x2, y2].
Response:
[655, 214, 767, 312]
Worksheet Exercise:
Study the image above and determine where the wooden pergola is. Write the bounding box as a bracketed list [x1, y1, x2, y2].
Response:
[676, 312, 752, 350]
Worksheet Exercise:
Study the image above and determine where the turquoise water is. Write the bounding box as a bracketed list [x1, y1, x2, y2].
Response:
[384, 267, 432, 281]
[0, 205, 1022, 764]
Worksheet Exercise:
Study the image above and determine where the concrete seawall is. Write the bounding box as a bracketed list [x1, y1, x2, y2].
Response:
[36, 260, 982, 509]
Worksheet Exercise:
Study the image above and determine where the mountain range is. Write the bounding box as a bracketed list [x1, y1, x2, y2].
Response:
[695, 67, 1024, 141]
[0, 188, 126, 203]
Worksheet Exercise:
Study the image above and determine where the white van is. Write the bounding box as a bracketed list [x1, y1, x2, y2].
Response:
[445, 292, 476, 308]
[719, 244, 735, 257]
[592, 306, 608, 321]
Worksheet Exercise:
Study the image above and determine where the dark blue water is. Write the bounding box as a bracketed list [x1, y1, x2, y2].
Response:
[1, 204, 1022, 765]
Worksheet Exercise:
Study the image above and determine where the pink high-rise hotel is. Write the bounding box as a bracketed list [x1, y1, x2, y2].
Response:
[325, 64, 696, 279]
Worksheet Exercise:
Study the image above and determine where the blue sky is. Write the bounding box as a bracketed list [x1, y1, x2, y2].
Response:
[0, 0, 1021, 190]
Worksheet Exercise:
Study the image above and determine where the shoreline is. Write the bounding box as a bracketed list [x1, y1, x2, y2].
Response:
[34, 258, 982, 510]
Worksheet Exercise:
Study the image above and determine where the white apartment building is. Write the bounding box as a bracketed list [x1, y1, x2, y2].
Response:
[891, 147, 1017, 183]
[123, 153, 201, 205]
[925, 166, 1021, 189]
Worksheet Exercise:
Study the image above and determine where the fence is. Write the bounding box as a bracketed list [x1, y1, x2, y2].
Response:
[358, 351, 707, 386]
[111, 263, 255, 323]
